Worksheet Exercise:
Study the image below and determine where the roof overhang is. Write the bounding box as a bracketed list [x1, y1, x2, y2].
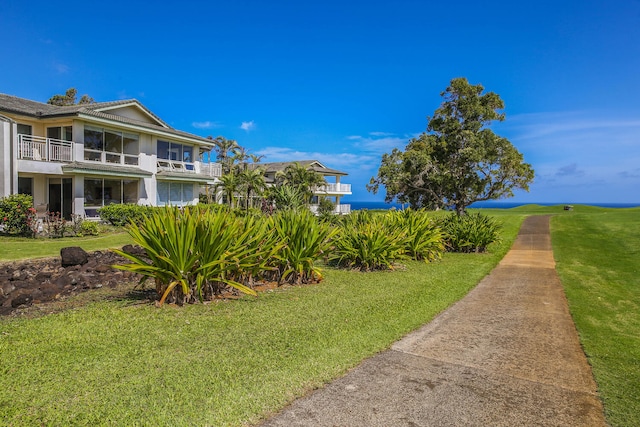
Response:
[156, 171, 218, 184]
[62, 162, 153, 178]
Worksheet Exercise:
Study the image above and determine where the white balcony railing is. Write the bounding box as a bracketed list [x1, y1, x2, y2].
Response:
[157, 160, 222, 178]
[309, 203, 351, 215]
[198, 162, 222, 177]
[18, 135, 73, 162]
[313, 183, 352, 194]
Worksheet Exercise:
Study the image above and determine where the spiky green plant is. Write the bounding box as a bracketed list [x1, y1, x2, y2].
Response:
[439, 212, 502, 253]
[272, 209, 336, 284]
[112, 207, 258, 306]
[330, 211, 407, 271]
[388, 209, 445, 262]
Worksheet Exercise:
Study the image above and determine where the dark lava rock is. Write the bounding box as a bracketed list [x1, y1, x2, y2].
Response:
[11, 293, 33, 308]
[61, 247, 88, 267]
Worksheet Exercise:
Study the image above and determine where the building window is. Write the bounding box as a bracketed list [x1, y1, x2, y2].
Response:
[47, 126, 73, 141]
[158, 140, 194, 170]
[84, 126, 139, 164]
[17, 124, 32, 135]
[18, 177, 33, 196]
[157, 181, 194, 206]
[84, 178, 139, 217]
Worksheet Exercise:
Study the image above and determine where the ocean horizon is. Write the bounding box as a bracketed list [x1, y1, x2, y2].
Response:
[346, 201, 640, 210]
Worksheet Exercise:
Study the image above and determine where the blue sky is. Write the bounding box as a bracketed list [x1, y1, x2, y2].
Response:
[2, 0, 639, 204]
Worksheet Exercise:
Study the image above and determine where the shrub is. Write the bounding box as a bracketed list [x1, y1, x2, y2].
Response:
[439, 212, 501, 253]
[388, 209, 445, 262]
[113, 207, 270, 305]
[271, 209, 337, 284]
[0, 194, 37, 237]
[79, 220, 100, 236]
[43, 211, 67, 238]
[98, 204, 154, 226]
[330, 210, 407, 271]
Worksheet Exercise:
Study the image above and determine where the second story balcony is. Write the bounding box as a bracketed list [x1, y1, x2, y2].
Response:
[157, 159, 222, 178]
[313, 183, 352, 195]
[18, 135, 73, 162]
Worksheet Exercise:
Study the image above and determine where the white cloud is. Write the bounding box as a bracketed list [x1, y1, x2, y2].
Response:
[256, 146, 371, 166]
[555, 163, 585, 177]
[192, 121, 222, 129]
[496, 111, 640, 202]
[350, 134, 415, 155]
[52, 62, 69, 74]
[240, 120, 256, 131]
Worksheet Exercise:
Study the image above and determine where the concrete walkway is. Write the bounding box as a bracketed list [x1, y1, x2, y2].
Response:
[259, 216, 607, 426]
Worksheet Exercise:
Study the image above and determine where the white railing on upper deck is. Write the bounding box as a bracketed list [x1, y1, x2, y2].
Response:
[18, 135, 73, 162]
[309, 203, 351, 215]
[313, 183, 352, 194]
[198, 162, 222, 177]
[157, 160, 222, 178]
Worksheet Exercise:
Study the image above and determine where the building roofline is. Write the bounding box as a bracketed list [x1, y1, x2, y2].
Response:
[0, 93, 215, 148]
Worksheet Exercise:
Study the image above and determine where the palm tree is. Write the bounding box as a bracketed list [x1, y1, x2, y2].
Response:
[267, 184, 307, 211]
[238, 167, 267, 210]
[216, 172, 240, 208]
[211, 136, 239, 174]
[275, 163, 326, 205]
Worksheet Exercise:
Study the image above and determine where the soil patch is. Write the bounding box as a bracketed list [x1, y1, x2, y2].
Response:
[0, 247, 143, 317]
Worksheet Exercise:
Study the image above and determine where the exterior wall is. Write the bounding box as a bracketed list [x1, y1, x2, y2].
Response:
[0, 119, 12, 197]
[1, 100, 217, 216]
[105, 106, 155, 123]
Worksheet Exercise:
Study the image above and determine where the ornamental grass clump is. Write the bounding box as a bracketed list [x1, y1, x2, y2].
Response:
[439, 212, 501, 253]
[330, 210, 407, 271]
[388, 209, 445, 262]
[271, 208, 337, 284]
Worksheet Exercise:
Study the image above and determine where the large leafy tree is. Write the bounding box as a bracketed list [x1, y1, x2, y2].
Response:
[47, 88, 94, 106]
[368, 78, 534, 215]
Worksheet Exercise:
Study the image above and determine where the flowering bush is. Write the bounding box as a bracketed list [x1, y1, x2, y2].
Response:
[0, 194, 37, 237]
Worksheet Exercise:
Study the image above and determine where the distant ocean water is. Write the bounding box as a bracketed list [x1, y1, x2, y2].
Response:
[347, 201, 640, 210]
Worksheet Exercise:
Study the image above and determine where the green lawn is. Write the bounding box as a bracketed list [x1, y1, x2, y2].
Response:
[0, 232, 132, 261]
[0, 214, 523, 426]
[551, 206, 640, 426]
[0, 206, 637, 426]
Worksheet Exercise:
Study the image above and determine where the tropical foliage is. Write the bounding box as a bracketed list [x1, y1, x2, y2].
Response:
[330, 210, 407, 271]
[368, 78, 534, 215]
[113, 207, 338, 304]
[266, 184, 307, 211]
[274, 162, 326, 205]
[439, 212, 501, 253]
[330, 209, 445, 271]
[271, 209, 337, 284]
[113, 207, 259, 305]
[388, 209, 445, 261]
[98, 203, 154, 226]
[0, 194, 37, 237]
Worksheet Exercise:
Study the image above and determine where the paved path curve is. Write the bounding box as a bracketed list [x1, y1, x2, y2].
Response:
[259, 215, 607, 426]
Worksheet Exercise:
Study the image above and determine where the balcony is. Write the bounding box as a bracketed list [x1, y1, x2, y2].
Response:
[18, 135, 73, 162]
[313, 183, 352, 194]
[157, 160, 222, 178]
[310, 203, 351, 215]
